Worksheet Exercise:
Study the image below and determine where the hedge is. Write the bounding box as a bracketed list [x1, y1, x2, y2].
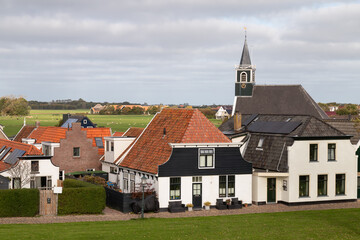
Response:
[58, 179, 105, 215]
[0, 189, 39, 217]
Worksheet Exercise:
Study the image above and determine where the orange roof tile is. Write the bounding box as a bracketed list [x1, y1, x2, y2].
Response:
[123, 127, 144, 138]
[28, 126, 68, 143]
[13, 125, 36, 142]
[119, 109, 230, 174]
[82, 128, 112, 155]
[0, 139, 43, 171]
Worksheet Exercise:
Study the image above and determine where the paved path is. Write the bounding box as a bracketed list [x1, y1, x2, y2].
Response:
[1, 200, 359, 225]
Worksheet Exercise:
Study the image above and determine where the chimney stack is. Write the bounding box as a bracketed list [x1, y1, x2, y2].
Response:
[234, 111, 242, 131]
[35, 121, 40, 128]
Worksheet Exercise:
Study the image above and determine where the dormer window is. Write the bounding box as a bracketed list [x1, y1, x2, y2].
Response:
[240, 72, 247, 82]
[257, 138, 264, 150]
[199, 149, 215, 168]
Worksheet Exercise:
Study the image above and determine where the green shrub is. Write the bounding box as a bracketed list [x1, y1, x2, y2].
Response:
[63, 179, 100, 188]
[0, 189, 39, 217]
[58, 179, 105, 215]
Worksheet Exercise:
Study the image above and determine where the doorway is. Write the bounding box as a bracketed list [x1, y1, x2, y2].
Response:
[267, 178, 276, 203]
[192, 183, 202, 209]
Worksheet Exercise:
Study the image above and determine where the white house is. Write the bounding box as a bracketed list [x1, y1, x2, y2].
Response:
[0, 139, 60, 189]
[102, 108, 252, 210]
[231, 114, 357, 205]
[215, 106, 232, 120]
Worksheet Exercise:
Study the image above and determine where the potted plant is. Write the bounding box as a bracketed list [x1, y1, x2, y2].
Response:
[204, 201, 211, 210]
[226, 199, 231, 206]
[186, 203, 194, 211]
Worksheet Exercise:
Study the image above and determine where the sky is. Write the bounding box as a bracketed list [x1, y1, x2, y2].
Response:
[0, 0, 359, 105]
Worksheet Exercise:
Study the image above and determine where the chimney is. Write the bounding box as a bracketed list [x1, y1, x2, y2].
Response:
[35, 121, 40, 128]
[234, 112, 242, 131]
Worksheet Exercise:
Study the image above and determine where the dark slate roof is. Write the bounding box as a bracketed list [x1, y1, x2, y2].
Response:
[325, 119, 360, 145]
[238, 114, 348, 172]
[240, 39, 251, 67]
[233, 85, 328, 119]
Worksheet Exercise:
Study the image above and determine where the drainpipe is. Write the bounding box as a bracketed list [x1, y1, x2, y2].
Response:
[277, 142, 287, 172]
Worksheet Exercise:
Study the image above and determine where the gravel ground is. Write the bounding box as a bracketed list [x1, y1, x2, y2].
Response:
[0, 200, 359, 225]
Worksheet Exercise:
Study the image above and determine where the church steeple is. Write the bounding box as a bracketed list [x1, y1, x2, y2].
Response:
[235, 31, 256, 97]
[239, 38, 251, 67]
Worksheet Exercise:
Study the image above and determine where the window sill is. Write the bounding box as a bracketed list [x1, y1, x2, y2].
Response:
[317, 195, 328, 197]
[256, 148, 263, 151]
[198, 167, 215, 169]
[299, 196, 310, 198]
[309, 161, 318, 163]
[328, 160, 337, 162]
[335, 194, 346, 196]
[30, 171, 39, 174]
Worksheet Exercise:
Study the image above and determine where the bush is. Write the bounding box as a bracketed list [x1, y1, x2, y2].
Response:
[58, 179, 105, 215]
[0, 189, 39, 217]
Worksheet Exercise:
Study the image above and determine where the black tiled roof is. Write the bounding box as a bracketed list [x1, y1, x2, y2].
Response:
[233, 85, 328, 119]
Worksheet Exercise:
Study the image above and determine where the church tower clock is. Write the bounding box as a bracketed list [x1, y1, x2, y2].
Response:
[235, 34, 255, 97]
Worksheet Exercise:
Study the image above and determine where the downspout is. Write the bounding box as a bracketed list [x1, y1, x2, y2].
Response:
[277, 142, 286, 172]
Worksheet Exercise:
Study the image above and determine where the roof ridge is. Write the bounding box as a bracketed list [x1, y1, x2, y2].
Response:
[180, 109, 197, 142]
[298, 85, 329, 119]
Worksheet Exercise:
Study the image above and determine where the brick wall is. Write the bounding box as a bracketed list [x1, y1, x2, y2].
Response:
[52, 123, 101, 173]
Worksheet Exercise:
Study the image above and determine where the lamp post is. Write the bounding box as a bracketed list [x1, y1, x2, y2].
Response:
[141, 175, 147, 219]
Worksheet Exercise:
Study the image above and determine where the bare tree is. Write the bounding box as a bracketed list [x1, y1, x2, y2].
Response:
[7, 161, 31, 189]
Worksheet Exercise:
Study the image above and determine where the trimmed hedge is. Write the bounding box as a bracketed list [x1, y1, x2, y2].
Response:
[58, 179, 105, 215]
[0, 189, 39, 217]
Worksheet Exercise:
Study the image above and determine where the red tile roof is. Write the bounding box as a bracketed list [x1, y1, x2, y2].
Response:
[28, 126, 68, 143]
[0, 139, 43, 171]
[13, 125, 36, 142]
[119, 108, 230, 174]
[82, 128, 112, 155]
[123, 127, 144, 138]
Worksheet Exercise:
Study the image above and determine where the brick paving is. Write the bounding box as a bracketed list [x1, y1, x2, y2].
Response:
[0, 200, 359, 225]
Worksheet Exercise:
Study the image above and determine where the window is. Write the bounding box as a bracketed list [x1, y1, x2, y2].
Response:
[328, 144, 336, 161]
[130, 173, 135, 192]
[47, 176, 52, 188]
[299, 175, 309, 197]
[43, 145, 51, 156]
[111, 142, 114, 151]
[199, 149, 214, 168]
[192, 176, 202, 182]
[240, 72, 247, 82]
[31, 161, 39, 172]
[106, 141, 109, 151]
[30, 177, 35, 189]
[318, 175, 327, 196]
[59, 171, 64, 181]
[95, 137, 104, 148]
[123, 172, 128, 191]
[310, 144, 318, 162]
[170, 177, 181, 200]
[73, 147, 80, 157]
[336, 174, 345, 195]
[219, 175, 235, 197]
[12, 178, 21, 189]
[110, 166, 118, 174]
[257, 138, 264, 149]
[83, 119, 87, 124]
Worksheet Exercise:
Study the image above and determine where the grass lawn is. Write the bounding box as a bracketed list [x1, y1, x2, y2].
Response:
[0, 208, 359, 239]
[0, 110, 223, 137]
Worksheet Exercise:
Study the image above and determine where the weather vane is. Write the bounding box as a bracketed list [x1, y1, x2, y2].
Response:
[244, 26, 247, 40]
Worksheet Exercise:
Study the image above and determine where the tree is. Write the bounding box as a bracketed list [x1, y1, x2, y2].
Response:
[147, 106, 160, 115]
[0, 96, 30, 116]
[336, 104, 359, 115]
[7, 161, 31, 189]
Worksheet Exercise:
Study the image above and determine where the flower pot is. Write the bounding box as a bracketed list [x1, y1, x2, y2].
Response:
[188, 207, 193, 211]
[205, 205, 210, 210]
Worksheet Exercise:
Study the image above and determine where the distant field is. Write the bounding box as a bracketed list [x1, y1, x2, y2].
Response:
[0, 208, 359, 239]
[0, 109, 223, 137]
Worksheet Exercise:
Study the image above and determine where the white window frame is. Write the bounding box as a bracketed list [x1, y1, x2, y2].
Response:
[198, 148, 215, 169]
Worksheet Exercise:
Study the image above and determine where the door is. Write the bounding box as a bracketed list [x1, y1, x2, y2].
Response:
[39, 189, 57, 216]
[357, 177, 360, 199]
[267, 178, 276, 203]
[41, 177, 47, 188]
[192, 183, 202, 208]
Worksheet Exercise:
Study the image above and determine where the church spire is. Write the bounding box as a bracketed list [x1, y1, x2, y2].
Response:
[239, 32, 251, 67]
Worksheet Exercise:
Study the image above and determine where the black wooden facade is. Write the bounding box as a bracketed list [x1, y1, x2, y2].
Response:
[158, 147, 252, 177]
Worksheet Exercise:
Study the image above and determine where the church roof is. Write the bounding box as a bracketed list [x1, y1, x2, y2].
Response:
[239, 39, 251, 67]
[233, 85, 328, 119]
